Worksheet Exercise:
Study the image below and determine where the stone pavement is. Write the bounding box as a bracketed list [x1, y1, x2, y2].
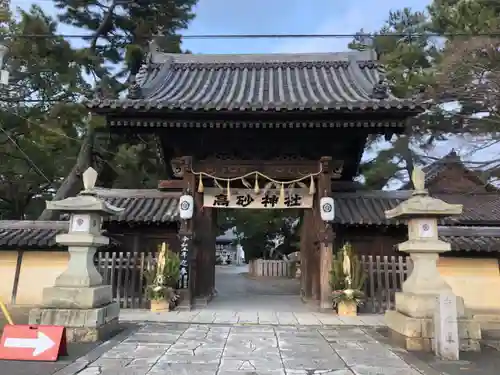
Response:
[120, 309, 386, 326]
[74, 323, 425, 375]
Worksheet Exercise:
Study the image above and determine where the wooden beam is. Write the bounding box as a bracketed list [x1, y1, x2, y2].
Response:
[10, 250, 24, 304]
[158, 179, 186, 190]
[318, 156, 334, 311]
[301, 209, 312, 299]
[193, 159, 343, 179]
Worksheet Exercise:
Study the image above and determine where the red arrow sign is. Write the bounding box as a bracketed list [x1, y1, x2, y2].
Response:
[0, 325, 67, 361]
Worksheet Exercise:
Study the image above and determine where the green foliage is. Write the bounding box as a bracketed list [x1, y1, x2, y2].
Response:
[0, 7, 88, 219]
[352, 1, 500, 188]
[162, 249, 181, 288]
[0, 0, 198, 219]
[349, 9, 439, 99]
[218, 209, 302, 261]
[332, 289, 365, 307]
[54, 0, 197, 85]
[349, 8, 442, 188]
[145, 245, 181, 301]
[428, 0, 500, 36]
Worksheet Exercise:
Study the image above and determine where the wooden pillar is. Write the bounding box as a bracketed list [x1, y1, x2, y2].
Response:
[318, 156, 334, 311]
[210, 208, 217, 296]
[194, 189, 206, 298]
[194, 204, 216, 300]
[300, 209, 311, 298]
[177, 156, 196, 310]
[311, 228, 321, 302]
[310, 181, 321, 302]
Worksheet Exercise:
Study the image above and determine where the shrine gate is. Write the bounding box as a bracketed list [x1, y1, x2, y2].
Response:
[86, 45, 424, 311]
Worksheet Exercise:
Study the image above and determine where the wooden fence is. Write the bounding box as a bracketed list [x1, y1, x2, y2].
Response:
[248, 259, 293, 278]
[93, 251, 410, 312]
[95, 251, 156, 309]
[359, 255, 412, 314]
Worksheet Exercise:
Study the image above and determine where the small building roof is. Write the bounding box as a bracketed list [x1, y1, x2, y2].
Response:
[3, 187, 500, 250]
[3, 219, 498, 252]
[333, 190, 500, 226]
[0, 221, 68, 248]
[401, 150, 499, 192]
[89, 188, 180, 224]
[0, 189, 180, 249]
[438, 226, 500, 252]
[86, 50, 425, 115]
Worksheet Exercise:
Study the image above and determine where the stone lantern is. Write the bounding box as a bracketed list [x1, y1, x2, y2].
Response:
[29, 168, 124, 342]
[384, 167, 481, 352]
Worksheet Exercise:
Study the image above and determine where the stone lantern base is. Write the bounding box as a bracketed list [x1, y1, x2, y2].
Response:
[29, 301, 120, 343]
[385, 292, 481, 352]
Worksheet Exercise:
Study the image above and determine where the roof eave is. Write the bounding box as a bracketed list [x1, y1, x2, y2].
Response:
[87, 103, 427, 116]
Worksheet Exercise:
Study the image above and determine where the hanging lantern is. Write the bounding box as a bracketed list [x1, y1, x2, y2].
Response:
[179, 194, 194, 220]
[320, 196, 335, 222]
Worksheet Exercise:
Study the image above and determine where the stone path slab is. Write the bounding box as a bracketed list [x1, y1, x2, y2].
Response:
[120, 310, 386, 327]
[74, 323, 423, 375]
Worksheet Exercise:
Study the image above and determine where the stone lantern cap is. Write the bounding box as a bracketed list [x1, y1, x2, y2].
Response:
[46, 168, 124, 216]
[385, 167, 463, 220]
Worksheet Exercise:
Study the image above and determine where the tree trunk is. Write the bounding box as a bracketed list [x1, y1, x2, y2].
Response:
[401, 135, 415, 189]
[37, 126, 95, 221]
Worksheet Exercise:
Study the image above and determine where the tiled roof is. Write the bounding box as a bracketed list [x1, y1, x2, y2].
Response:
[401, 150, 498, 192]
[439, 226, 500, 252]
[0, 221, 68, 248]
[0, 189, 180, 248]
[91, 188, 180, 224]
[333, 190, 500, 225]
[86, 51, 425, 113]
[422, 150, 461, 184]
[2, 220, 499, 253]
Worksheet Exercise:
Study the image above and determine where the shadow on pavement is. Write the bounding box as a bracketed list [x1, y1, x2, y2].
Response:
[0, 307, 137, 375]
[375, 327, 500, 375]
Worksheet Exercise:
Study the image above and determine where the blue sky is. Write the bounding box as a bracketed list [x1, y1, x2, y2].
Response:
[12, 0, 431, 53]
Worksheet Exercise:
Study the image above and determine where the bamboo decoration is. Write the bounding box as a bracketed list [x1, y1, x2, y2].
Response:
[309, 175, 315, 195]
[197, 176, 204, 193]
[155, 242, 167, 285]
[226, 180, 231, 202]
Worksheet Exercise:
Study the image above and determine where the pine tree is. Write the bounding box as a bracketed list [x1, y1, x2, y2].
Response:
[351, 2, 500, 189]
[0, 6, 88, 219]
[38, 1, 198, 220]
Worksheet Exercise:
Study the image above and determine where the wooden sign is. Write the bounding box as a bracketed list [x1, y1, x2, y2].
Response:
[203, 188, 313, 209]
[178, 234, 191, 289]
